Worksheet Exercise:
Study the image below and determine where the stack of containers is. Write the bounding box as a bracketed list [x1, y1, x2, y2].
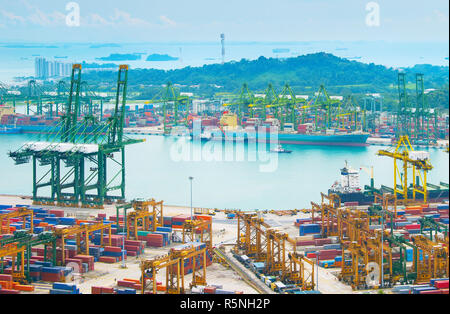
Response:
[123, 240, 146, 257]
[41, 266, 69, 282]
[172, 214, 191, 229]
[91, 286, 115, 294]
[299, 224, 321, 236]
[50, 283, 80, 294]
[146, 233, 164, 247]
[317, 249, 340, 262]
[163, 216, 173, 227]
[100, 246, 126, 263]
[117, 278, 142, 290]
[72, 255, 95, 272]
[103, 235, 125, 247]
[0, 274, 20, 294]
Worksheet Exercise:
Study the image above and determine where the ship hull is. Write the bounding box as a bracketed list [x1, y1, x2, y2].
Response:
[203, 129, 370, 147]
[329, 189, 449, 205]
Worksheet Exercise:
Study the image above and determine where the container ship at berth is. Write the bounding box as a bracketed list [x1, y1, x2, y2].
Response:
[201, 128, 369, 146]
[328, 162, 449, 205]
[198, 114, 369, 147]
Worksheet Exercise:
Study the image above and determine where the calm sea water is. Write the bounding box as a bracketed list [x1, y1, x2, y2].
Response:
[0, 41, 448, 83]
[0, 134, 448, 210]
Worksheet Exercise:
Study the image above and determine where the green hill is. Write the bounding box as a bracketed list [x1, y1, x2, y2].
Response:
[84, 53, 448, 95]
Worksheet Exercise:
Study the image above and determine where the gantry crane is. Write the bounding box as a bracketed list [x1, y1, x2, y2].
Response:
[266, 229, 292, 278]
[378, 135, 433, 203]
[53, 222, 112, 264]
[0, 207, 34, 235]
[140, 244, 208, 294]
[412, 234, 449, 283]
[140, 254, 181, 294]
[286, 252, 316, 290]
[171, 245, 208, 290]
[234, 211, 315, 291]
[144, 82, 191, 134]
[182, 217, 212, 250]
[222, 83, 255, 125]
[1, 231, 57, 282]
[0, 243, 26, 283]
[312, 191, 447, 287]
[266, 84, 306, 131]
[248, 83, 279, 121]
[418, 216, 448, 241]
[236, 212, 269, 261]
[126, 199, 164, 239]
[9, 64, 144, 208]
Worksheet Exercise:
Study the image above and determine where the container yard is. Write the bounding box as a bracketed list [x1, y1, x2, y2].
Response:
[0, 186, 448, 295]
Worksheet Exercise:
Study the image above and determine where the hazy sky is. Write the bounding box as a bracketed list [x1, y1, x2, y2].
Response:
[0, 0, 448, 42]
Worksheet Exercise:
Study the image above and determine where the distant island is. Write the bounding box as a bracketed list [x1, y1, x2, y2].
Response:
[2, 44, 57, 49]
[146, 54, 179, 61]
[96, 53, 141, 61]
[90, 43, 121, 49]
[81, 61, 118, 69]
[273, 48, 290, 53]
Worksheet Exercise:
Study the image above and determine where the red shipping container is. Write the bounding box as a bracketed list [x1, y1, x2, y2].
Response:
[419, 290, 441, 294]
[204, 286, 216, 294]
[435, 280, 449, 289]
[104, 246, 122, 253]
[0, 289, 20, 294]
[101, 287, 115, 294]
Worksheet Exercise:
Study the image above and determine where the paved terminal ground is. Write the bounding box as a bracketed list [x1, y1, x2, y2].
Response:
[1, 194, 360, 294]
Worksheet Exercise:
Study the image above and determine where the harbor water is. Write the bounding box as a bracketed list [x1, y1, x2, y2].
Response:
[0, 133, 448, 210]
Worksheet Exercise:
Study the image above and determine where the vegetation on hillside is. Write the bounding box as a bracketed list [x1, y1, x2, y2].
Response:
[67, 53, 450, 110]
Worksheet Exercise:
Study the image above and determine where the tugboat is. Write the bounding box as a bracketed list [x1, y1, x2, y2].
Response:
[270, 143, 292, 154]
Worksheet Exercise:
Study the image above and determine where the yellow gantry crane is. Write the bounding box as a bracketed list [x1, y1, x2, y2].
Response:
[53, 222, 112, 264]
[378, 136, 433, 203]
[140, 254, 181, 294]
[140, 244, 208, 294]
[287, 252, 315, 290]
[0, 207, 34, 235]
[182, 218, 213, 250]
[412, 234, 449, 283]
[234, 211, 316, 291]
[0, 243, 26, 282]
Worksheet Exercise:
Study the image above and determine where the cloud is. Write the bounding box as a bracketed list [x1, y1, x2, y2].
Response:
[434, 10, 449, 23]
[111, 8, 151, 26]
[9, 0, 66, 26]
[159, 15, 177, 27]
[87, 13, 113, 26]
[0, 9, 26, 24]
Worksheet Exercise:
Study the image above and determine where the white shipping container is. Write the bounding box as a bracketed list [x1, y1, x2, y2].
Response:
[409, 151, 430, 161]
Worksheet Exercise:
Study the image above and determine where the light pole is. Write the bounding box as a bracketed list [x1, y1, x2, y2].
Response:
[189, 176, 194, 220]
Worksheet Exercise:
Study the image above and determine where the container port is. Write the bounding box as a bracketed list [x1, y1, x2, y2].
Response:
[0, 1, 448, 300]
[0, 62, 448, 296]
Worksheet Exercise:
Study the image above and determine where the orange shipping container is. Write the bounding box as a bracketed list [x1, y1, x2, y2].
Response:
[13, 284, 34, 292]
[156, 285, 166, 292]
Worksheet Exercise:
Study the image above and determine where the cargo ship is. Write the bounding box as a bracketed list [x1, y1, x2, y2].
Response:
[328, 162, 449, 205]
[198, 127, 369, 147]
[195, 114, 370, 147]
